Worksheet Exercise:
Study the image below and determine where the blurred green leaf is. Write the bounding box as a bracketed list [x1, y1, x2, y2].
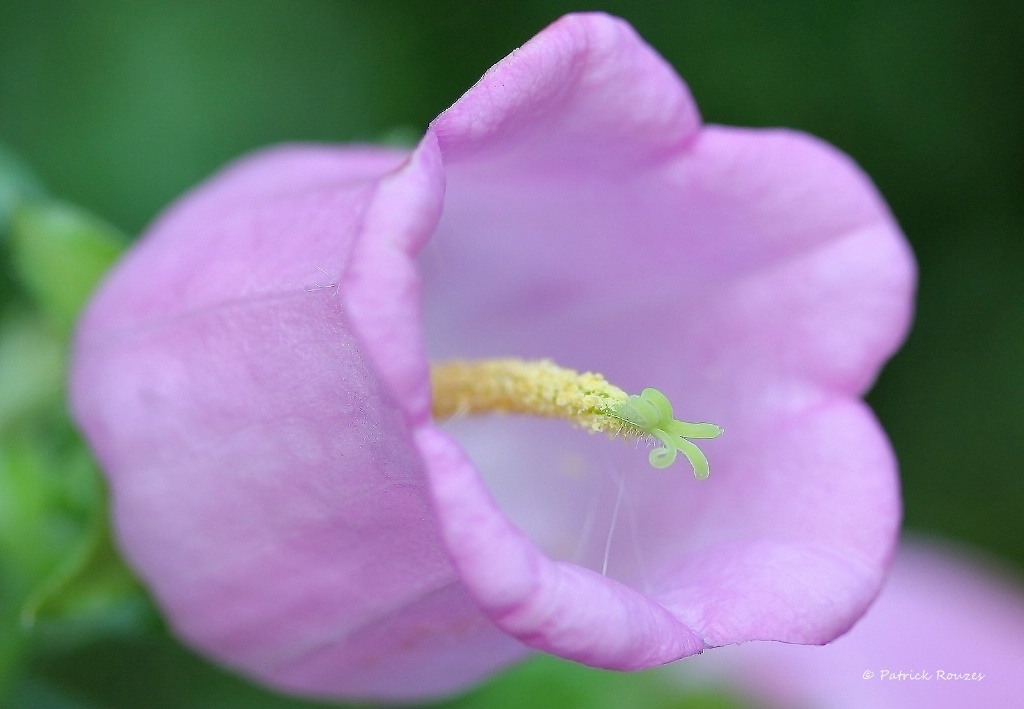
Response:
[1, 409, 145, 704]
[0, 435, 89, 581]
[20, 492, 146, 638]
[0, 573, 27, 703]
[0, 315, 65, 430]
[440, 654, 751, 709]
[25, 633, 350, 709]
[9, 201, 125, 333]
[0, 142, 138, 706]
[0, 143, 46, 234]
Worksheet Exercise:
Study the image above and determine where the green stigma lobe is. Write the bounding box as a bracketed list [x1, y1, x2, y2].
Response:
[612, 387, 722, 479]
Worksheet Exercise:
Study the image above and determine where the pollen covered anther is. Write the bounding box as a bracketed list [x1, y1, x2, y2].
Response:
[430, 358, 722, 477]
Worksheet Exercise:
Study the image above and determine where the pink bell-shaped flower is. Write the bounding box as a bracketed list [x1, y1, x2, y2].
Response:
[70, 12, 915, 702]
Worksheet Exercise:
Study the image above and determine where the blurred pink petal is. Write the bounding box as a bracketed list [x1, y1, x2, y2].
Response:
[70, 11, 915, 702]
[681, 539, 1024, 708]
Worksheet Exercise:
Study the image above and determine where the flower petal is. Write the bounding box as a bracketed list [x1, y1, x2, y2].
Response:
[70, 146, 527, 700]
[432, 13, 700, 176]
[681, 540, 1024, 708]
[416, 425, 704, 668]
[415, 11, 913, 663]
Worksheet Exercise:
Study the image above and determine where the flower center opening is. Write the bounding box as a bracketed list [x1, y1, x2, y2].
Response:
[430, 358, 722, 478]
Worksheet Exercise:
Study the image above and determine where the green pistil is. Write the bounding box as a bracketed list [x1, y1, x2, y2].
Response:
[610, 388, 723, 478]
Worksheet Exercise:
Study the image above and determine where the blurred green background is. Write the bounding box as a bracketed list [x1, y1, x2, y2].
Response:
[1, 1, 1021, 707]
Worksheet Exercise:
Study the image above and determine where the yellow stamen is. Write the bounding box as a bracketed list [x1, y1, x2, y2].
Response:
[431, 358, 629, 434]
